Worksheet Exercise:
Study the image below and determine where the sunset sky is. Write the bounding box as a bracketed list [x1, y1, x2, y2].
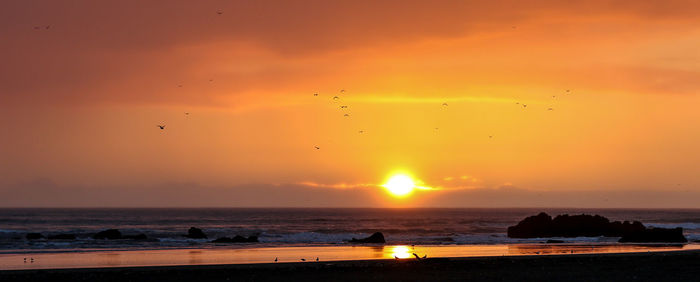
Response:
[1, 0, 699, 207]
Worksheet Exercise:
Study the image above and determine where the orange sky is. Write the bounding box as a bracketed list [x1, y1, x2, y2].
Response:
[1, 0, 699, 207]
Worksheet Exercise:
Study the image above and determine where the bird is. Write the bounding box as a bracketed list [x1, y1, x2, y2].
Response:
[316, 257, 319, 262]
[515, 102, 520, 105]
[343, 113, 349, 117]
[157, 125, 165, 130]
[422, 254, 427, 259]
[30, 258, 34, 262]
[566, 89, 570, 93]
[412, 253, 422, 260]
[522, 104, 527, 108]
[313, 93, 318, 96]
[552, 95, 556, 98]
[340, 105, 348, 109]
[314, 146, 320, 150]
[274, 257, 278, 262]
[184, 112, 190, 116]
[394, 255, 399, 260]
[332, 96, 339, 100]
[489, 135, 493, 139]
[547, 108, 553, 111]
[535, 251, 540, 255]
[442, 102, 448, 106]
[301, 258, 306, 262]
[358, 130, 364, 133]
[434, 127, 439, 131]
[340, 89, 345, 93]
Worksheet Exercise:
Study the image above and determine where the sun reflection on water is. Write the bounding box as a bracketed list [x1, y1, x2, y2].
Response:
[388, 245, 412, 259]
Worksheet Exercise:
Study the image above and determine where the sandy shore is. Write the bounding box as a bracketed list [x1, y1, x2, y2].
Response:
[2, 250, 700, 281]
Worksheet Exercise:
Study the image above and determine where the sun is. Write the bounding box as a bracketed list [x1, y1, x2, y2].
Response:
[382, 174, 416, 197]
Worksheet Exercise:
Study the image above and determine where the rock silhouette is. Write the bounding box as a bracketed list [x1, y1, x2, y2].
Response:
[508, 213, 687, 243]
[349, 232, 386, 243]
[26, 233, 44, 240]
[93, 229, 122, 240]
[185, 227, 207, 239]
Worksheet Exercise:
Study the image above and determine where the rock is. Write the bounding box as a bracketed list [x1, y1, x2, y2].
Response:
[546, 239, 565, 243]
[185, 227, 207, 239]
[508, 213, 687, 243]
[349, 232, 386, 243]
[93, 229, 122, 240]
[212, 235, 259, 243]
[48, 234, 77, 240]
[122, 234, 148, 240]
[26, 233, 44, 240]
[508, 213, 645, 238]
[619, 227, 687, 243]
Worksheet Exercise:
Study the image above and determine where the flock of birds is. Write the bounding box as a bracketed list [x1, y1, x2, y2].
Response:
[154, 86, 575, 153]
[273, 252, 428, 263]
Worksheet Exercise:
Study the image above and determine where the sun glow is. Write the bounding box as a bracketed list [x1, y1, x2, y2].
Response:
[382, 174, 416, 197]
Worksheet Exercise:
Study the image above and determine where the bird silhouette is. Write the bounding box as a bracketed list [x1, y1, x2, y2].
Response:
[313, 93, 318, 96]
[566, 89, 571, 93]
[442, 103, 448, 106]
[344, 114, 349, 117]
[422, 254, 427, 259]
[412, 253, 422, 260]
[340, 105, 348, 109]
[522, 104, 527, 108]
[394, 255, 399, 260]
[184, 112, 190, 116]
[301, 258, 306, 261]
[314, 146, 320, 150]
[157, 125, 165, 130]
[489, 135, 493, 139]
[358, 130, 364, 133]
[333, 96, 339, 100]
[274, 257, 278, 262]
[340, 89, 346, 93]
[316, 257, 319, 261]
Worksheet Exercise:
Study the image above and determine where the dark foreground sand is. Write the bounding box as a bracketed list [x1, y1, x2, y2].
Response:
[3, 250, 700, 282]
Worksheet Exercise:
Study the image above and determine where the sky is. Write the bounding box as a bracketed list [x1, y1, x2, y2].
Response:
[1, 0, 699, 207]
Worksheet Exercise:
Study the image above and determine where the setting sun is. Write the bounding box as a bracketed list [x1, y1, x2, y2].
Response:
[382, 174, 416, 197]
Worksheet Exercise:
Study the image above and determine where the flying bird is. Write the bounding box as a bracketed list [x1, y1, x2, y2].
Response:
[313, 93, 318, 96]
[301, 258, 306, 262]
[314, 146, 320, 150]
[340, 89, 345, 93]
[184, 112, 190, 116]
[412, 253, 422, 260]
[358, 130, 364, 133]
[157, 125, 165, 130]
[522, 104, 527, 108]
[332, 96, 339, 100]
[442, 103, 448, 106]
[344, 113, 349, 117]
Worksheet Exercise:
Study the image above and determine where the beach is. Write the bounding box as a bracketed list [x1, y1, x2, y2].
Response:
[2, 249, 700, 281]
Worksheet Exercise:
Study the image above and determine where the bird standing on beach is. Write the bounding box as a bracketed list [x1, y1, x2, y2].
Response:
[274, 257, 278, 262]
[394, 255, 399, 260]
[316, 257, 319, 261]
[412, 253, 422, 260]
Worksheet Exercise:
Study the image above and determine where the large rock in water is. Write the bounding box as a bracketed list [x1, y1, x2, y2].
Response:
[185, 227, 207, 239]
[26, 233, 45, 240]
[93, 229, 122, 240]
[507, 213, 686, 243]
[349, 232, 386, 243]
[619, 227, 687, 243]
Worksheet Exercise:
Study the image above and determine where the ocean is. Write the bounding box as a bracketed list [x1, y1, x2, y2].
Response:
[1, 208, 699, 253]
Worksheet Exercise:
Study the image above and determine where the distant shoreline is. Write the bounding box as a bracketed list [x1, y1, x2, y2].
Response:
[2, 250, 700, 281]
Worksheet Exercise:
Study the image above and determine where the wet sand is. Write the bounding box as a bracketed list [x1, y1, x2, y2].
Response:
[2, 249, 700, 282]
